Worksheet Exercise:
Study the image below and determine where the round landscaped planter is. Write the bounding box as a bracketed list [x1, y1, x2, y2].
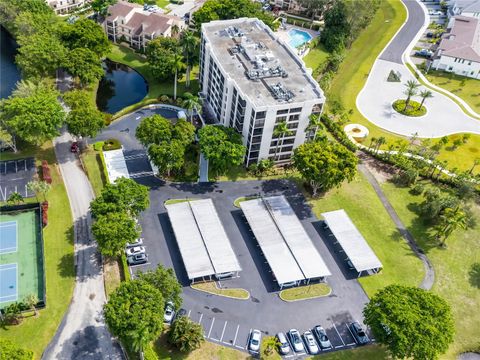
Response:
[392, 99, 427, 117]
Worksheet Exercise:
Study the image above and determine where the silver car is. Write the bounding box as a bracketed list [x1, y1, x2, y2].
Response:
[125, 245, 145, 257]
[303, 330, 319, 354]
[288, 329, 305, 353]
[163, 301, 175, 324]
[313, 325, 332, 349]
[248, 329, 261, 353]
[276, 332, 291, 355]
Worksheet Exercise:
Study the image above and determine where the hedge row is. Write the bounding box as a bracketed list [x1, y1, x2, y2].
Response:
[320, 114, 357, 152]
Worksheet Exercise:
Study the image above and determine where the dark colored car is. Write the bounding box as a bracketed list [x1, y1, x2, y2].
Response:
[415, 49, 433, 58]
[70, 141, 79, 153]
[350, 322, 369, 345]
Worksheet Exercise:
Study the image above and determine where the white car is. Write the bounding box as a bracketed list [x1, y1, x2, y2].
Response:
[164, 301, 175, 323]
[303, 330, 319, 354]
[249, 329, 261, 353]
[126, 238, 144, 248]
[125, 246, 145, 257]
[313, 325, 332, 349]
[288, 329, 305, 353]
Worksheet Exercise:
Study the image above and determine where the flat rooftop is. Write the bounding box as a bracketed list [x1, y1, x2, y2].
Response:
[202, 18, 324, 107]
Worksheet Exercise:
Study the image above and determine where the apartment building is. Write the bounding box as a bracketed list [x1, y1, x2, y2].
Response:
[46, 0, 90, 15]
[199, 18, 325, 166]
[104, 1, 185, 50]
[430, 16, 480, 79]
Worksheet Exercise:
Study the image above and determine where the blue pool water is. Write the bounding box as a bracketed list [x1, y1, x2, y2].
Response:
[288, 29, 312, 48]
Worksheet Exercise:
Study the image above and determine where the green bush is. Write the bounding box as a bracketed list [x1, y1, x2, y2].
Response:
[392, 100, 426, 117]
[0, 338, 34, 360]
[93, 141, 105, 151]
[120, 254, 131, 282]
[102, 138, 122, 151]
[143, 343, 159, 360]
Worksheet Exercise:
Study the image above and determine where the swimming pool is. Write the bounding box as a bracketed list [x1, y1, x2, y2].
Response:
[288, 29, 312, 48]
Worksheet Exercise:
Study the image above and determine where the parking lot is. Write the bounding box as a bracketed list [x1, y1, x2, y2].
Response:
[128, 179, 373, 355]
[0, 158, 36, 201]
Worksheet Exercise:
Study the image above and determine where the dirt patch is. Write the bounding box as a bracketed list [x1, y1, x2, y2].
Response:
[357, 151, 398, 183]
[103, 257, 121, 298]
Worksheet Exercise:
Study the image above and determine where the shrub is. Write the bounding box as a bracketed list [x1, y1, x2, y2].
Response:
[104, 113, 113, 126]
[410, 183, 425, 195]
[102, 138, 122, 151]
[41, 201, 49, 227]
[320, 114, 357, 152]
[93, 141, 105, 151]
[0, 338, 34, 360]
[392, 100, 426, 117]
[41, 160, 52, 184]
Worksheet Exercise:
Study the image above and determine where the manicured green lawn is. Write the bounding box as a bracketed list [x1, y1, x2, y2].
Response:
[326, 0, 480, 174]
[425, 70, 480, 113]
[381, 182, 480, 359]
[303, 42, 330, 70]
[80, 146, 108, 197]
[313, 345, 389, 359]
[107, 43, 199, 102]
[279, 283, 331, 301]
[191, 282, 250, 300]
[0, 143, 75, 359]
[306, 171, 424, 297]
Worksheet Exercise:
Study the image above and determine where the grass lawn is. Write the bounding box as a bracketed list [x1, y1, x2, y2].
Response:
[279, 283, 331, 301]
[380, 182, 480, 358]
[0, 142, 75, 359]
[233, 196, 259, 208]
[306, 171, 424, 297]
[326, 0, 480, 174]
[107, 43, 199, 103]
[80, 146, 108, 197]
[164, 198, 197, 205]
[191, 282, 250, 300]
[313, 345, 389, 359]
[152, 331, 248, 360]
[303, 42, 330, 70]
[424, 70, 480, 113]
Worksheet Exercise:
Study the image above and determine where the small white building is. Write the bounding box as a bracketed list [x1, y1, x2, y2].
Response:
[448, 0, 480, 19]
[46, 0, 90, 15]
[199, 18, 325, 166]
[430, 16, 480, 79]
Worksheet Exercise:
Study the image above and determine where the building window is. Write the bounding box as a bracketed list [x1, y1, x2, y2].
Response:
[276, 109, 289, 115]
[289, 107, 302, 113]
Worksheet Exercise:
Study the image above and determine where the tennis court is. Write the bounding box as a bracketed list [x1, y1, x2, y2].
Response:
[0, 208, 45, 309]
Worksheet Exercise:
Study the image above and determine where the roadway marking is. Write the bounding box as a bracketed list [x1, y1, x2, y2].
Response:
[235, 345, 244, 349]
[232, 324, 240, 346]
[335, 345, 344, 349]
[220, 321, 228, 342]
[207, 318, 215, 338]
[331, 322, 345, 346]
[187, 309, 191, 318]
[198, 313, 204, 325]
[346, 343, 356, 346]
[128, 262, 151, 268]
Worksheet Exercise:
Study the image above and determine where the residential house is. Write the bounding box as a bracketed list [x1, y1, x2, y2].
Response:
[104, 1, 185, 50]
[46, 0, 90, 15]
[430, 16, 480, 79]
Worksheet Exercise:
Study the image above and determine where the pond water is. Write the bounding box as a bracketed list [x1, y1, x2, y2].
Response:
[1, 26, 22, 99]
[96, 59, 148, 114]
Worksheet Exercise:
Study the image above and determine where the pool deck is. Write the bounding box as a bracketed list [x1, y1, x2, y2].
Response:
[275, 24, 319, 58]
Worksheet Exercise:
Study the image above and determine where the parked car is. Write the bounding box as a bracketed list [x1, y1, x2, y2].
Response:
[215, 271, 235, 280]
[303, 330, 319, 355]
[312, 325, 332, 349]
[127, 253, 147, 265]
[126, 238, 144, 248]
[288, 329, 305, 353]
[415, 49, 433, 58]
[276, 332, 291, 355]
[70, 142, 79, 153]
[350, 322, 370, 345]
[426, 31, 441, 38]
[164, 301, 175, 324]
[346, 258, 355, 270]
[248, 329, 261, 353]
[125, 246, 146, 257]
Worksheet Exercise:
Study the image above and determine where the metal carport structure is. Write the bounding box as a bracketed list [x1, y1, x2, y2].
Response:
[165, 199, 241, 282]
[321, 209, 382, 276]
[240, 196, 331, 288]
[103, 149, 129, 183]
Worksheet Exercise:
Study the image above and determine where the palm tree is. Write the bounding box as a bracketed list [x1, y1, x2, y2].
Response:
[435, 207, 467, 247]
[273, 121, 293, 161]
[182, 92, 202, 123]
[171, 24, 180, 38]
[180, 30, 198, 88]
[24, 294, 39, 316]
[403, 80, 420, 110]
[7, 192, 24, 205]
[127, 325, 150, 360]
[306, 114, 323, 141]
[369, 136, 377, 150]
[418, 89, 433, 109]
[469, 157, 480, 174]
[375, 136, 386, 154]
[171, 52, 186, 100]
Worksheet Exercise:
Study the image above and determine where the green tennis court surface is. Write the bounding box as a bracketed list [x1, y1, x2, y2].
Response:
[0, 209, 44, 309]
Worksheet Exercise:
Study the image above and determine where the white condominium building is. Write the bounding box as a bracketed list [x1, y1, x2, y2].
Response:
[46, 0, 90, 15]
[199, 18, 325, 166]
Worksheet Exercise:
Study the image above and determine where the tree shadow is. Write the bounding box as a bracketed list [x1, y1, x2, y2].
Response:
[468, 263, 480, 289]
[57, 253, 75, 279]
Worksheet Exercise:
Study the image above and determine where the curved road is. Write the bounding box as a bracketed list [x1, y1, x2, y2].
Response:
[43, 131, 123, 360]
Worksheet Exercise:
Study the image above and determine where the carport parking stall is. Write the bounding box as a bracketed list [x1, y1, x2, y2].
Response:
[0, 158, 36, 201]
[131, 179, 375, 355]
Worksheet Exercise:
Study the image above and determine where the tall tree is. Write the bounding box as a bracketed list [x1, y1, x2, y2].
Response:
[364, 284, 454, 360]
[104, 280, 164, 352]
[0, 86, 65, 145]
[198, 125, 246, 176]
[418, 89, 433, 109]
[91, 0, 117, 16]
[137, 265, 183, 309]
[27, 180, 51, 201]
[135, 115, 173, 147]
[61, 18, 111, 57]
[306, 114, 323, 141]
[148, 140, 185, 177]
[435, 207, 467, 247]
[64, 90, 105, 138]
[168, 316, 204, 352]
[403, 80, 420, 110]
[180, 31, 198, 88]
[181, 92, 202, 123]
[272, 121, 293, 161]
[64, 48, 104, 87]
[0, 125, 17, 152]
[146, 37, 180, 81]
[92, 211, 139, 257]
[320, 1, 350, 52]
[172, 118, 195, 147]
[171, 52, 186, 100]
[292, 138, 357, 196]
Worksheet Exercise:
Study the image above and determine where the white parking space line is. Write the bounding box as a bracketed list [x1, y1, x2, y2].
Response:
[207, 318, 215, 338]
[187, 309, 191, 318]
[198, 313, 204, 325]
[346, 343, 356, 346]
[232, 324, 240, 346]
[346, 325, 357, 344]
[332, 322, 345, 346]
[220, 321, 228, 342]
[335, 345, 344, 349]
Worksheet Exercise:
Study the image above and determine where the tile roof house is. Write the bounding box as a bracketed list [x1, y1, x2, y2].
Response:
[430, 16, 480, 78]
[104, 1, 185, 50]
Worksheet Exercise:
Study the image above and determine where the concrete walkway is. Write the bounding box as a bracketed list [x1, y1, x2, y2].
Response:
[43, 131, 123, 360]
[198, 153, 209, 183]
[356, 0, 480, 138]
[358, 162, 435, 290]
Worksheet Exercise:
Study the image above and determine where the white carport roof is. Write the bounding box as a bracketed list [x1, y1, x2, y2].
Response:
[240, 198, 305, 285]
[321, 209, 382, 273]
[103, 149, 129, 183]
[189, 199, 241, 274]
[165, 199, 241, 280]
[166, 202, 214, 279]
[264, 196, 331, 279]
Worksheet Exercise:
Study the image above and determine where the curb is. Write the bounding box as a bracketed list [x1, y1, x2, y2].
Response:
[279, 285, 332, 302]
[190, 282, 250, 301]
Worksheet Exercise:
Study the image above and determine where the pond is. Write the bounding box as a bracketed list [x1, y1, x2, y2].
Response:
[1, 26, 22, 99]
[96, 59, 148, 114]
